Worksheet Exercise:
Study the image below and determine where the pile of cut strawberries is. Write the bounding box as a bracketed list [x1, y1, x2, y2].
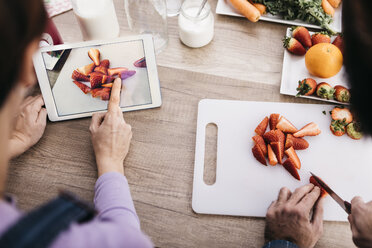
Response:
[71, 48, 139, 101]
[252, 114, 321, 181]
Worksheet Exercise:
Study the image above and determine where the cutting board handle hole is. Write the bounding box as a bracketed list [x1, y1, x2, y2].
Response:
[204, 123, 218, 185]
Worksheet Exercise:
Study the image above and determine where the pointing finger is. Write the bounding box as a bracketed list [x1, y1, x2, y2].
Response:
[107, 78, 122, 113]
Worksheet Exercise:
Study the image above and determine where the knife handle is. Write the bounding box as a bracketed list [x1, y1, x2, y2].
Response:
[344, 201, 352, 214]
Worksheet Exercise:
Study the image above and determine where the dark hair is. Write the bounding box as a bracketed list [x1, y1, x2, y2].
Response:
[0, 0, 47, 107]
[343, 0, 372, 134]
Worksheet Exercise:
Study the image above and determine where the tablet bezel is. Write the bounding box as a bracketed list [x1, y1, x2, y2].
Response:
[33, 34, 162, 121]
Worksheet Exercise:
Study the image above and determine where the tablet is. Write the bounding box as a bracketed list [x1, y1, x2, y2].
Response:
[33, 34, 162, 121]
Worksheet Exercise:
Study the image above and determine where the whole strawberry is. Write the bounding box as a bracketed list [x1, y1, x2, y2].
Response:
[283, 37, 306, 56]
[292, 26, 312, 48]
[316, 82, 335, 100]
[334, 85, 350, 103]
[311, 32, 331, 46]
[332, 34, 344, 54]
[296, 78, 317, 96]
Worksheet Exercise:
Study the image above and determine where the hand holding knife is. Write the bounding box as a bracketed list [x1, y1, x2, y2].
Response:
[310, 172, 351, 214]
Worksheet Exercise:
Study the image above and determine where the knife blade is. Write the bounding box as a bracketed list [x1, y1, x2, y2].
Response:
[310, 172, 351, 214]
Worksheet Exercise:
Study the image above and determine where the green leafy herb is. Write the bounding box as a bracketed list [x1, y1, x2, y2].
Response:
[322, 111, 326, 115]
[253, 0, 336, 34]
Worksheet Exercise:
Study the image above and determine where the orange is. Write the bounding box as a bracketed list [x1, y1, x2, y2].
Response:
[305, 43, 343, 78]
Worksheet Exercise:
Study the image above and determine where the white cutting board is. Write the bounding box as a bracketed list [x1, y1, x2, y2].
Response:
[192, 99, 372, 221]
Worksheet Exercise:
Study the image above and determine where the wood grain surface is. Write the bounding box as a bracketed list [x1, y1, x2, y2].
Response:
[7, 0, 355, 247]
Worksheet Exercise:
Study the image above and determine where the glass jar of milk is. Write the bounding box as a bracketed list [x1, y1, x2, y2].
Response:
[71, 0, 120, 41]
[178, 0, 214, 48]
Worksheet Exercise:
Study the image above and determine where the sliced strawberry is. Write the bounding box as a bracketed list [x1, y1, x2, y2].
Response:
[283, 37, 306, 56]
[88, 48, 100, 66]
[309, 176, 328, 197]
[134, 57, 146, 68]
[94, 66, 108, 75]
[276, 116, 298, 133]
[267, 144, 278, 166]
[77, 63, 95, 76]
[269, 113, 280, 130]
[284, 146, 301, 169]
[316, 82, 335, 100]
[296, 78, 317, 96]
[331, 107, 353, 124]
[252, 135, 267, 156]
[73, 81, 91, 94]
[90, 73, 109, 89]
[255, 116, 269, 136]
[293, 122, 321, 138]
[330, 120, 346, 136]
[91, 87, 111, 100]
[275, 129, 285, 158]
[311, 32, 331, 46]
[292, 26, 312, 48]
[263, 130, 278, 144]
[332, 35, 344, 54]
[252, 144, 266, 166]
[282, 158, 300, 181]
[285, 134, 309, 150]
[271, 141, 283, 164]
[108, 67, 128, 76]
[334, 85, 350, 103]
[72, 70, 89, 81]
[100, 59, 110, 68]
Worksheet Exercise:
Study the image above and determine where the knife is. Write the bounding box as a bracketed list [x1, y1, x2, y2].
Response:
[310, 172, 352, 214]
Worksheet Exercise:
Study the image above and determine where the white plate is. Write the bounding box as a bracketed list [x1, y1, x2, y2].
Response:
[280, 28, 348, 105]
[216, 0, 342, 33]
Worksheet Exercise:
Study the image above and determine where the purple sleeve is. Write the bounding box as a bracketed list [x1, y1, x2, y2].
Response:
[51, 172, 153, 248]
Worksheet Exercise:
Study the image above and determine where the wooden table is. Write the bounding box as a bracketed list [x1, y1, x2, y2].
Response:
[7, 0, 355, 247]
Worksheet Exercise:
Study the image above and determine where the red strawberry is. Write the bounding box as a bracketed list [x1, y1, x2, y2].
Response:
[252, 144, 266, 166]
[91, 87, 111, 100]
[275, 129, 285, 158]
[276, 116, 298, 133]
[331, 107, 353, 124]
[271, 141, 283, 164]
[77, 63, 95, 76]
[267, 144, 278, 166]
[255, 116, 269, 136]
[90, 73, 113, 89]
[73, 81, 91, 94]
[283, 37, 306, 56]
[94, 66, 108, 75]
[108, 67, 128, 77]
[292, 26, 312, 48]
[284, 146, 301, 169]
[316, 82, 335, 100]
[263, 130, 278, 144]
[72, 70, 89, 81]
[269, 113, 280, 130]
[252, 135, 267, 156]
[334, 85, 350, 103]
[285, 134, 309, 150]
[296, 78, 317, 96]
[282, 158, 300, 180]
[332, 35, 344, 54]
[88, 48, 100, 66]
[100, 59, 110, 68]
[311, 32, 331, 46]
[309, 176, 327, 197]
[330, 120, 346, 136]
[293, 122, 321, 138]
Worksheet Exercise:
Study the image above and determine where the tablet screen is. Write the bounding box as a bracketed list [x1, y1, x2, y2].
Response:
[41, 40, 152, 116]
